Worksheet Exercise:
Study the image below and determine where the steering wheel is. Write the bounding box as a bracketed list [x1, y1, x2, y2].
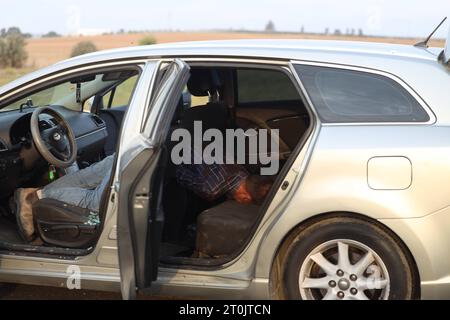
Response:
[30, 107, 77, 168]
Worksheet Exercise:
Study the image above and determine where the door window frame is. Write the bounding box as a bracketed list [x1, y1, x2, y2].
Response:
[142, 59, 191, 141]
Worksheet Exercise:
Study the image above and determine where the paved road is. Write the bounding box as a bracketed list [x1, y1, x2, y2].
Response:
[0, 283, 171, 300]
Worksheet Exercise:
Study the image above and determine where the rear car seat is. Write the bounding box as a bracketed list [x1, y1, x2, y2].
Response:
[196, 200, 260, 258]
[182, 68, 229, 133]
[164, 68, 236, 248]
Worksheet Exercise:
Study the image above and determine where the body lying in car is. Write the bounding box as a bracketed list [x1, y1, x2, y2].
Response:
[13, 155, 274, 250]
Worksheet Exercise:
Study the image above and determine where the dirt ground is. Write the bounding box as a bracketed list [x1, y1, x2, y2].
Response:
[0, 283, 122, 300]
[0, 283, 178, 300]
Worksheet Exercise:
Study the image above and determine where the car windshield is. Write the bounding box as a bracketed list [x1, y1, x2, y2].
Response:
[1, 81, 88, 113]
[0, 71, 137, 113]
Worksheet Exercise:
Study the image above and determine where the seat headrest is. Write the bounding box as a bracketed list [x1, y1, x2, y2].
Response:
[187, 68, 222, 97]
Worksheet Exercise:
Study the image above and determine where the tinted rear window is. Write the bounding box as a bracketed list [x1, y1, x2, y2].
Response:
[237, 69, 300, 104]
[295, 65, 429, 123]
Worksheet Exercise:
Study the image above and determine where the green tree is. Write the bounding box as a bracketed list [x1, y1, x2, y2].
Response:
[1, 26, 27, 38]
[0, 34, 28, 68]
[42, 31, 61, 38]
[138, 35, 157, 46]
[265, 20, 276, 32]
[4, 27, 22, 36]
[70, 41, 98, 57]
[334, 29, 342, 36]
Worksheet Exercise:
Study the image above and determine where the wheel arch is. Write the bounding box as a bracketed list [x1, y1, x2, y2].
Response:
[266, 211, 421, 299]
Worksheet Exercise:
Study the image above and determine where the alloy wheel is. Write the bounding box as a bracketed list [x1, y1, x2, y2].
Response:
[298, 239, 390, 300]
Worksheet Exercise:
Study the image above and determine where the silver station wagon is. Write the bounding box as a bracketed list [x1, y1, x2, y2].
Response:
[0, 34, 449, 300]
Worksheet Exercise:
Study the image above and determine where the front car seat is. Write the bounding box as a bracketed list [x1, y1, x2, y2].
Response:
[33, 198, 99, 248]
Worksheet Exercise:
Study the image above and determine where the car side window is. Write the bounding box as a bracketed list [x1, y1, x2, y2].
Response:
[237, 69, 300, 104]
[295, 64, 430, 123]
[102, 75, 138, 109]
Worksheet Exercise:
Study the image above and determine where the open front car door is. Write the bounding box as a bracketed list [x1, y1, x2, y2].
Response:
[116, 59, 190, 299]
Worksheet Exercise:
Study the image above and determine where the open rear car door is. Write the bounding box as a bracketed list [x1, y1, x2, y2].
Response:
[116, 59, 190, 299]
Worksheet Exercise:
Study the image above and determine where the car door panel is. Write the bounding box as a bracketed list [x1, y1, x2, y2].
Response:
[117, 59, 190, 299]
[117, 146, 157, 298]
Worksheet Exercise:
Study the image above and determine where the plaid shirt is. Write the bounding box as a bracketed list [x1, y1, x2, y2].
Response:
[176, 163, 249, 201]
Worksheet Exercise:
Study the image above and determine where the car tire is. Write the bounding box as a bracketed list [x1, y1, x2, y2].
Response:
[280, 215, 418, 300]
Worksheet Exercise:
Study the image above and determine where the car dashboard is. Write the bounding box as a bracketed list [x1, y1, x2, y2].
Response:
[0, 105, 108, 199]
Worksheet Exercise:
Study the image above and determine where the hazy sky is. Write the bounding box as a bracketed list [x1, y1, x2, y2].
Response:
[1, 0, 450, 38]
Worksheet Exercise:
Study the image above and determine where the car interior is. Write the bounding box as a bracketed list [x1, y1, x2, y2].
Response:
[0, 62, 311, 266]
[159, 65, 312, 266]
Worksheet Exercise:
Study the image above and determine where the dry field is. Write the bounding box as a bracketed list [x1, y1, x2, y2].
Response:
[0, 31, 446, 86]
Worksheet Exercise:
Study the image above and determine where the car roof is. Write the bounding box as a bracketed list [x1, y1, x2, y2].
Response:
[0, 39, 443, 97]
[63, 39, 442, 62]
